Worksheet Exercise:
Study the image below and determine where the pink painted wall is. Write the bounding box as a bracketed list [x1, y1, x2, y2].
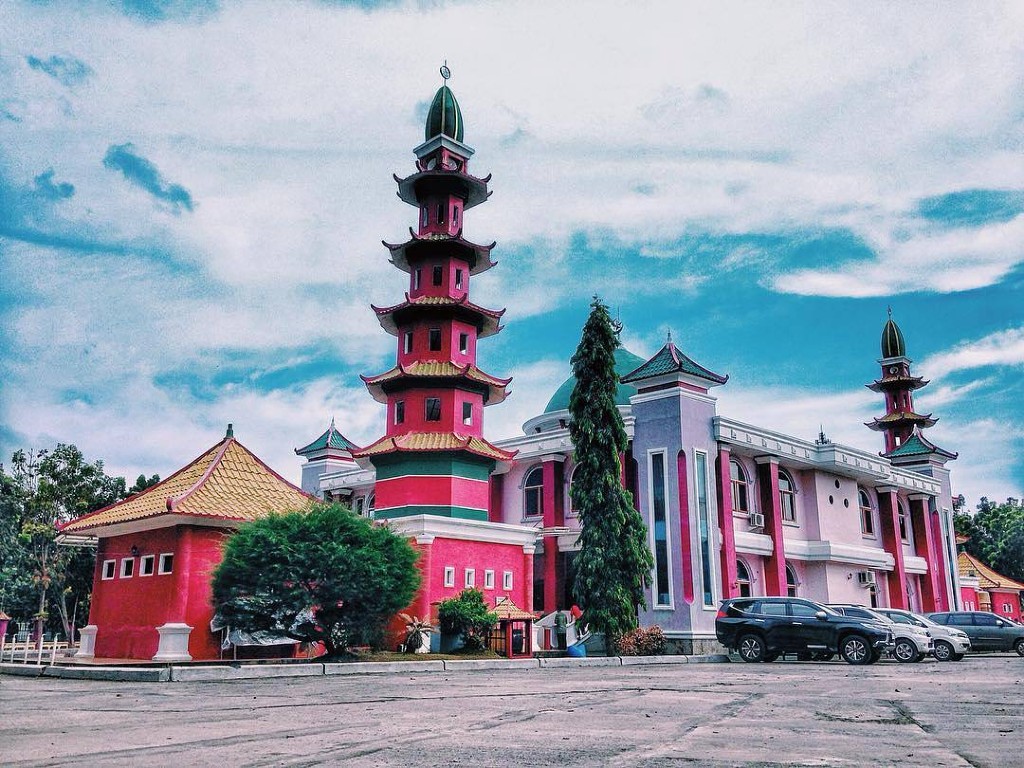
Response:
[376, 474, 489, 509]
[385, 386, 485, 437]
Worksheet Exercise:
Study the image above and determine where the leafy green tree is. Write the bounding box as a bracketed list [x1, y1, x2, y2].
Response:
[956, 497, 1024, 583]
[212, 504, 420, 656]
[437, 588, 498, 651]
[569, 297, 654, 649]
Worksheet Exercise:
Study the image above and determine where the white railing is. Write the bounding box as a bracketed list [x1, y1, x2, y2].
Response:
[0, 633, 70, 666]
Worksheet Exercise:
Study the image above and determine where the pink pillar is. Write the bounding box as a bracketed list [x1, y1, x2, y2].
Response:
[523, 545, 536, 618]
[757, 458, 787, 596]
[930, 508, 952, 609]
[716, 447, 738, 599]
[909, 495, 941, 611]
[542, 459, 564, 613]
[415, 536, 434, 621]
[878, 488, 908, 609]
[677, 451, 695, 604]
[488, 473, 504, 523]
[170, 527, 194, 621]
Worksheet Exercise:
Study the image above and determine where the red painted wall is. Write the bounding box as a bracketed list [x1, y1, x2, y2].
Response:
[376, 474, 489, 509]
[990, 589, 1022, 621]
[385, 386, 485, 437]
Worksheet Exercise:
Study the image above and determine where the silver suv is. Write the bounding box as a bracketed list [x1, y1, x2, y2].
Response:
[830, 604, 933, 663]
[876, 608, 971, 661]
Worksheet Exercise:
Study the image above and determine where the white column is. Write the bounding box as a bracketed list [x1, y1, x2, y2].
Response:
[76, 625, 98, 660]
[153, 623, 193, 662]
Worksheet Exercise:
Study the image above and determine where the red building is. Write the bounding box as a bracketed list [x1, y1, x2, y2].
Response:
[958, 552, 1024, 622]
[59, 426, 312, 661]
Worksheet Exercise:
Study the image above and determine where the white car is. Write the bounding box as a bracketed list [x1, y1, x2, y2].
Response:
[877, 608, 972, 661]
[830, 604, 933, 663]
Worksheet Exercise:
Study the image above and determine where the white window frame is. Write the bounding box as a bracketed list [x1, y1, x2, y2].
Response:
[157, 553, 174, 575]
[647, 447, 673, 609]
[484, 569, 495, 590]
[502, 571, 513, 590]
[443, 566, 455, 588]
[462, 401, 473, 426]
[139, 554, 155, 577]
[459, 332, 469, 354]
[101, 559, 116, 580]
[694, 448, 717, 610]
[120, 557, 134, 579]
[464, 568, 475, 588]
[403, 331, 413, 354]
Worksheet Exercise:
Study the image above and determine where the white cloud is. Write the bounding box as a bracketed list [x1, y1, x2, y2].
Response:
[921, 326, 1024, 381]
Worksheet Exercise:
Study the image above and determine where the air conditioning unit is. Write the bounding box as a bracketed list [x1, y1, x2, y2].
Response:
[748, 512, 765, 528]
[857, 571, 877, 586]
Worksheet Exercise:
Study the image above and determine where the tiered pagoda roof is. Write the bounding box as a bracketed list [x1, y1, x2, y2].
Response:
[361, 361, 511, 405]
[371, 293, 505, 338]
[621, 339, 729, 386]
[394, 168, 492, 210]
[352, 431, 515, 462]
[384, 231, 497, 276]
[958, 551, 1024, 592]
[61, 428, 312, 534]
[882, 429, 957, 460]
[866, 372, 929, 393]
[866, 410, 937, 431]
[294, 417, 358, 457]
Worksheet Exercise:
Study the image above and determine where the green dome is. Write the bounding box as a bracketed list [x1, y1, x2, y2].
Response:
[543, 348, 647, 414]
[881, 315, 906, 358]
[425, 85, 464, 142]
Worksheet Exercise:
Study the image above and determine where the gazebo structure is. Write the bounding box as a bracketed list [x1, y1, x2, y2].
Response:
[487, 597, 535, 658]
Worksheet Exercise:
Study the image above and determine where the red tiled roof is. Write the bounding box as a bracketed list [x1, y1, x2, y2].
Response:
[958, 552, 1024, 592]
[352, 431, 516, 462]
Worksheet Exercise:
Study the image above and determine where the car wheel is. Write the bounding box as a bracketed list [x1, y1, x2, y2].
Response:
[893, 639, 919, 663]
[841, 634, 872, 665]
[913, 652, 925, 662]
[1014, 638, 1024, 657]
[738, 634, 766, 663]
[933, 640, 954, 661]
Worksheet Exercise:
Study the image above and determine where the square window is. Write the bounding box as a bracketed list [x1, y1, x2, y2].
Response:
[157, 553, 174, 575]
[443, 567, 455, 588]
[403, 331, 413, 354]
[484, 570, 495, 590]
[428, 328, 442, 351]
[502, 571, 513, 591]
[432, 265, 443, 286]
[120, 558, 134, 578]
[140, 555, 155, 576]
[459, 333, 468, 354]
[455, 269, 464, 290]
[462, 402, 473, 426]
[425, 398, 441, 422]
[101, 560, 116, 580]
[464, 568, 475, 588]
[395, 401, 405, 425]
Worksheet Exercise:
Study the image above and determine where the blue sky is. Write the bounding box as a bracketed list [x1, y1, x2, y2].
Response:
[1, 0, 1022, 505]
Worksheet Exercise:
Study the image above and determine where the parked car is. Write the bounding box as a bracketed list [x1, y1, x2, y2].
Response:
[829, 604, 932, 663]
[874, 608, 971, 662]
[716, 596, 894, 665]
[928, 611, 1024, 656]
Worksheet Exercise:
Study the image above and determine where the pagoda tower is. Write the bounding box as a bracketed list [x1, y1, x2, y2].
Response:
[865, 310, 938, 454]
[352, 71, 516, 520]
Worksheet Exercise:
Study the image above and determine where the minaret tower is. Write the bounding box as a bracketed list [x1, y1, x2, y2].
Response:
[353, 67, 515, 520]
[865, 310, 938, 454]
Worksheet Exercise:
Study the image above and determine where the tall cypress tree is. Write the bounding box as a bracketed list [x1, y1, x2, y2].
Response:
[569, 297, 653, 648]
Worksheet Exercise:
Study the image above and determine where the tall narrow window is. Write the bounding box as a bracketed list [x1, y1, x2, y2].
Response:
[898, 501, 909, 541]
[436, 204, 445, 225]
[394, 401, 405, 425]
[730, 458, 749, 514]
[778, 470, 796, 522]
[425, 398, 441, 422]
[432, 265, 443, 286]
[459, 332, 469, 354]
[859, 489, 874, 535]
[453, 207, 459, 228]
[695, 451, 715, 607]
[736, 559, 752, 598]
[365, 494, 375, 518]
[428, 328, 442, 351]
[420, 207, 428, 227]
[413, 269, 422, 290]
[403, 331, 413, 354]
[455, 269, 464, 290]
[523, 466, 543, 518]
[650, 451, 671, 607]
[462, 402, 472, 426]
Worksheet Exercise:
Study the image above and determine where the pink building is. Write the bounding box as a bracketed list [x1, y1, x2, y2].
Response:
[958, 551, 1024, 622]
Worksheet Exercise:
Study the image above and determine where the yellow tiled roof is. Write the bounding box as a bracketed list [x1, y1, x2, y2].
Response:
[352, 431, 516, 462]
[492, 597, 536, 621]
[363, 361, 510, 387]
[61, 438, 313, 534]
[958, 552, 1024, 591]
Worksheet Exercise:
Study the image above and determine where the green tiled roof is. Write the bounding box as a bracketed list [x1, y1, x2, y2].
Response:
[881, 315, 906, 358]
[543, 348, 646, 414]
[884, 430, 957, 460]
[426, 85, 464, 142]
[295, 419, 356, 456]
[620, 342, 728, 386]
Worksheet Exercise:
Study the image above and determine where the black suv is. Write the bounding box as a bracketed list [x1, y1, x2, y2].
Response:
[928, 611, 1024, 655]
[716, 596, 895, 665]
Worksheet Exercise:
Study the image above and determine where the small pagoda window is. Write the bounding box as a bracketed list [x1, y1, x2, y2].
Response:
[523, 466, 544, 518]
[428, 328, 442, 351]
[859, 489, 875, 535]
[432, 265, 443, 286]
[158, 553, 174, 575]
[453, 206, 459, 227]
[413, 269, 422, 291]
[436, 204, 445, 225]
[730, 458, 749, 514]
[778, 470, 797, 522]
[459, 332, 468, 354]
[455, 268, 464, 290]
[420, 206, 428, 227]
[101, 560, 116, 580]
[395, 401, 405, 425]
[463, 401, 473, 426]
[425, 397, 442, 421]
[403, 331, 413, 354]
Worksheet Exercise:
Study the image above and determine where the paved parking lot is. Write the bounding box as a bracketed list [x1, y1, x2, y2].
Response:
[2, 655, 1022, 767]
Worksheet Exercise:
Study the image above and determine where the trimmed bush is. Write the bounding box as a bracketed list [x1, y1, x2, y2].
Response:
[617, 625, 667, 656]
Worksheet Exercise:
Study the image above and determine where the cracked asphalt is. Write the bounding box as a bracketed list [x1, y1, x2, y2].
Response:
[2, 655, 1022, 767]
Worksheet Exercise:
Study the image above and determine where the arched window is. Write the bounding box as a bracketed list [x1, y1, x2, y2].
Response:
[785, 563, 799, 597]
[730, 459, 750, 514]
[778, 470, 796, 522]
[858, 489, 875, 536]
[565, 466, 577, 517]
[365, 493, 375, 519]
[736, 559, 752, 598]
[898, 500, 909, 542]
[523, 466, 544, 518]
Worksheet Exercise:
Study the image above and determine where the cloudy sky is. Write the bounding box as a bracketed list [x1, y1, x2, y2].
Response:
[1, 0, 1022, 506]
